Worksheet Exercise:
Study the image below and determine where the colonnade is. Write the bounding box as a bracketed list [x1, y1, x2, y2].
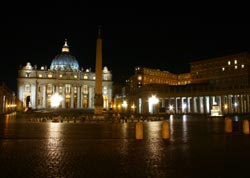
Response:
[139, 94, 250, 115]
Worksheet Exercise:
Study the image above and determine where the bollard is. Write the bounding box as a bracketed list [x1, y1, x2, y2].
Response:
[162, 120, 170, 139]
[225, 117, 232, 133]
[243, 119, 249, 134]
[135, 121, 143, 140]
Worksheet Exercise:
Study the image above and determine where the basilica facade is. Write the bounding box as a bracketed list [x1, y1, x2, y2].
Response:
[17, 39, 113, 110]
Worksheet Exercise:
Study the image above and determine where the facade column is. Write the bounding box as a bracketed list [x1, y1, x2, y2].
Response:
[71, 85, 74, 108]
[43, 85, 47, 108]
[31, 83, 37, 109]
[108, 87, 112, 109]
[88, 87, 93, 108]
[77, 86, 81, 108]
[80, 86, 83, 108]
[62, 86, 65, 108]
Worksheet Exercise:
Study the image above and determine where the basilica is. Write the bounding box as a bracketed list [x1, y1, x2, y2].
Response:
[17, 39, 113, 110]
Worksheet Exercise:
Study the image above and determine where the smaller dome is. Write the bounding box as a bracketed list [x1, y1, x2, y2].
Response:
[50, 39, 79, 71]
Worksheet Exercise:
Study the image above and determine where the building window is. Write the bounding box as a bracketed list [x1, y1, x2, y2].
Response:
[26, 72, 30, 77]
[84, 75, 88, 79]
[59, 74, 63, 78]
[38, 74, 42, 78]
[74, 75, 77, 79]
[103, 86, 107, 95]
[228, 61, 231, 65]
[59, 86, 63, 93]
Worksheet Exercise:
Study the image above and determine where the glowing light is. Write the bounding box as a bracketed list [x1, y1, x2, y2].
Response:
[148, 95, 159, 105]
[51, 93, 63, 108]
[182, 103, 187, 109]
[122, 101, 128, 108]
[169, 104, 174, 111]
[148, 95, 159, 114]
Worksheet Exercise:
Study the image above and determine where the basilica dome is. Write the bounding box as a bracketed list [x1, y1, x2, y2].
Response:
[50, 39, 79, 71]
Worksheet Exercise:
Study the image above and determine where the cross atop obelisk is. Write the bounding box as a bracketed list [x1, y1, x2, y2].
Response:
[94, 25, 104, 117]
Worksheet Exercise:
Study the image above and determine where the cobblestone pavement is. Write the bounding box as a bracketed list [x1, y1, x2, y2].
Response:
[1, 115, 250, 178]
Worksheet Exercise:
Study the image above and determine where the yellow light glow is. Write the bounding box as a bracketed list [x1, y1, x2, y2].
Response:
[149, 95, 159, 105]
[122, 101, 128, 108]
[51, 93, 63, 108]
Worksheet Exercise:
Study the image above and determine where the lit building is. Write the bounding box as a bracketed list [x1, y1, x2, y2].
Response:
[0, 83, 17, 115]
[115, 52, 250, 115]
[17, 39, 112, 110]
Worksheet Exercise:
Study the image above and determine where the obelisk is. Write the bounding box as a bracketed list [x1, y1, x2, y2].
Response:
[94, 26, 104, 118]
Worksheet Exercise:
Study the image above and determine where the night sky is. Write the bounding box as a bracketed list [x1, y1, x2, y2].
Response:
[1, 9, 250, 92]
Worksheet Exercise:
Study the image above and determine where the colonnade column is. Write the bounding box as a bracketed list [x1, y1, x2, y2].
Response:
[240, 95, 243, 113]
[175, 97, 178, 114]
[202, 96, 206, 114]
[247, 95, 250, 113]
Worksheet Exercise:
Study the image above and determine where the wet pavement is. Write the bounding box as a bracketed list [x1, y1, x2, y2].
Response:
[1, 113, 250, 178]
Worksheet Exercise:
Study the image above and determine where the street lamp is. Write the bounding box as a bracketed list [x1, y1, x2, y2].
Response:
[148, 95, 159, 114]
